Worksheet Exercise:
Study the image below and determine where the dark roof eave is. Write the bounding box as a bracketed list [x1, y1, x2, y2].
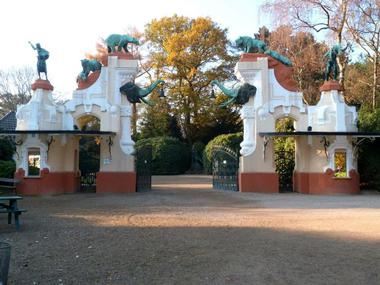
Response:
[259, 131, 380, 138]
[0, 130, 116, 136]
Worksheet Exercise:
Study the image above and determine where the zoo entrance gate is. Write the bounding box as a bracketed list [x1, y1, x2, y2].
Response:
[134, 145, 240, 192]
[211, 145, 239, 192]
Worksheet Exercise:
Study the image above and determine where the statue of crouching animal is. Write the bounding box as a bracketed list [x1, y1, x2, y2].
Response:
[77, 59, 102, 82]
[235, 36, 267, 53]
[235, 36, 293, 67]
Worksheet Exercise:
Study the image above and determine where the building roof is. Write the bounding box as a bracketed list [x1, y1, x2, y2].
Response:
[0, 112, 116, 137]
[0, 111, 16, 131]
[0, 130, 116, 136]
[259, 131, 380, 138]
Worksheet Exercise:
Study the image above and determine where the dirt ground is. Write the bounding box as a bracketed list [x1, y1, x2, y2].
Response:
[1, 175, 380, 285]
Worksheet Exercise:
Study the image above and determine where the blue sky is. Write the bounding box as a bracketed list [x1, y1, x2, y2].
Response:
[1, 0, 268, 97]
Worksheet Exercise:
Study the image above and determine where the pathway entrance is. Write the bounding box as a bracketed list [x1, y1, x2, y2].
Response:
[152, 175, 213, 191]
[77, 115, 101, 192]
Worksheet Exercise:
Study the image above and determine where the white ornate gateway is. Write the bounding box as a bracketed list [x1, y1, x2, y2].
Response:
[7, 36, 363, 195]
[13, 53, 138, 195]
[233, 53, 359, 194]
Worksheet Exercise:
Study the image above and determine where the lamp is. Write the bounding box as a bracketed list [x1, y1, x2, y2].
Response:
[159, 86, 166, 99]
[210, 87, 216, 99]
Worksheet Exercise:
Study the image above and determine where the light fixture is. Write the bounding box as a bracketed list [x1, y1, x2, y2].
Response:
[210, 87, 216, 99]
[159, 85, 165, 99]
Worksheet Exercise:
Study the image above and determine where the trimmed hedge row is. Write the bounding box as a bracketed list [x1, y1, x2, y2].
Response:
[135, 136, 191, 175]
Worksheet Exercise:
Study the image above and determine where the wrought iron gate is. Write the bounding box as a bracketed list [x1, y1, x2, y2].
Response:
[275, 150, 295, 192]
[135, 145, 152, 192]
[80, 172, 96, 192]
[212, 145, 239, 191]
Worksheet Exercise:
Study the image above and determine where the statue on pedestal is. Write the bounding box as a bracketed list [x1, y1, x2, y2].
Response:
[324, 45, 344, 81]
[235, 36, 292, 67]
[77, 59, 102, 82]
[29, 42, 49, 80]
[105, 34, 140, 53]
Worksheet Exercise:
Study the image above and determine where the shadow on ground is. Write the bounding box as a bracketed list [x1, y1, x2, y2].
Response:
[1, 188, 380, 285]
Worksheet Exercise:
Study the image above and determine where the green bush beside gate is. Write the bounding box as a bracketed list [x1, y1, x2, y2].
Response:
[0, 138, 16, 178]
[203, 132, 243, 174]
[0, 160, 16, 178]
[135, 136, 191, 175]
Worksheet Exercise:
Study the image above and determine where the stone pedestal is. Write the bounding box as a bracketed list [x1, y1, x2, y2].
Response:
[16, 80, 57, 131]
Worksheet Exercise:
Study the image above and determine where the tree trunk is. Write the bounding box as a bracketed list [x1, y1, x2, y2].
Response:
[373, 56, 378, 109]
[336, 0, 348, 87]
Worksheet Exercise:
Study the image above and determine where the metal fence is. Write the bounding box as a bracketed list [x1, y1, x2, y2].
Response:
[212, 145, 239, 191]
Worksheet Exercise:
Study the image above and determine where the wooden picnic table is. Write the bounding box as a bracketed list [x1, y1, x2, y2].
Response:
[0, 196, 26, 230]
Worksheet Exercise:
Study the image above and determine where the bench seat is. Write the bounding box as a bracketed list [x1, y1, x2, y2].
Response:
[0, 209, 27, 214]
[0, 208, 27, 229]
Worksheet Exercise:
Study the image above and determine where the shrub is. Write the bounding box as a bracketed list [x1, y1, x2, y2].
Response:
[135, 136, 191, 175]
[189, 141, 206, 173]
[203, 132, 243, 174]
[0, 138, 15, 161]
[358, 107, 380, 190]
[0, 160, 16, 178]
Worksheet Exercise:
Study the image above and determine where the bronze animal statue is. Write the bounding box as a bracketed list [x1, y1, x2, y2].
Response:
[29, 41, 49, 80]
[235, 36, 293, 67]
[324, 44, 346, 81]
[264, 50, 292, 67]
[77, 59, 102, 82]
[236, 36, 267, 53]
[105, 34, 140, 53]
[211, 80, 257, 107]
[119, 79, 165, 106]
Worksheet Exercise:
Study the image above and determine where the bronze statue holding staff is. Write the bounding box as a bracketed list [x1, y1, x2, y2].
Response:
[29, 41, 49, 80]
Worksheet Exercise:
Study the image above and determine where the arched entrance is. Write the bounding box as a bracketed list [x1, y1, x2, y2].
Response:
[77, 115, 101, 192]
[274, 117, 295, 193]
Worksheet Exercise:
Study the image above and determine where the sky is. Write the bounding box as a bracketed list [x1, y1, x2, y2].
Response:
[1, 0, 270, 98]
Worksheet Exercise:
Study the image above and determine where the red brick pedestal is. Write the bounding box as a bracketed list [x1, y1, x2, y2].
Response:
[31, 79, 54, 91]
[293, 169, 359, 195]
[239, 172, 279, 193]
[96, 172, 136, 193]
[15, 168, 79, 195]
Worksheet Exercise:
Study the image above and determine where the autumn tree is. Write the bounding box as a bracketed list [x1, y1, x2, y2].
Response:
[346, 0, 380, 109]
[0, 66, 34, 116]
[344, 60, 373, 106]
[138, 91, 182, 140]
[143, 15, 239, 143]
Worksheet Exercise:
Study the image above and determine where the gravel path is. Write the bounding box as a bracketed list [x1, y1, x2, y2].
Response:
[1, 175, 380, 285]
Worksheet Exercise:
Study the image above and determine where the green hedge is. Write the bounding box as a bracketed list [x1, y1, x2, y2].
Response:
[203, 132, 243, 174]
[135, 136, 191, 175]
[0, 138, 15, 161]
[358, 107, 380, 190]
[0, 160, 16, 178]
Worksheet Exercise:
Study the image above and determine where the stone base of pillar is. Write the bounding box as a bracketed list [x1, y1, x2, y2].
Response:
[96, 172, 136, 193]
[293, 169, 360, 194]
[239, 172, 279, 193]
[15, 168, 79, 195]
